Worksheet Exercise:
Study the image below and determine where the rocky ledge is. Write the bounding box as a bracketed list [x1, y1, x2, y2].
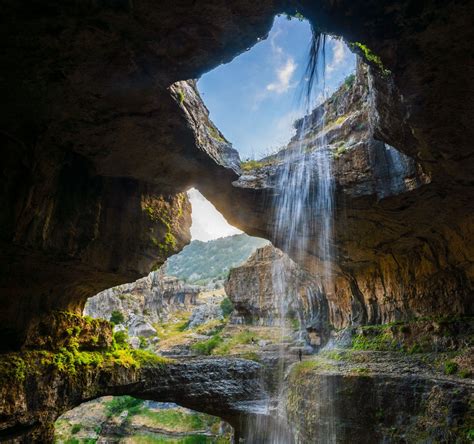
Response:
[0, 313, 264, 443]
[284, 318, 474, 443]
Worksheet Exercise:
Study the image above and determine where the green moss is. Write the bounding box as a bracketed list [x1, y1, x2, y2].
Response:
[207, 125, 226, 143]
[0, 355, 27, 383]
[290, 359, 336, 380]
[177, 89, 185, 104]
[349, 42, 391, 76]
[351, 331, 395, 351]
[332, 143, 348, 159]
[351, 366, 370, 375]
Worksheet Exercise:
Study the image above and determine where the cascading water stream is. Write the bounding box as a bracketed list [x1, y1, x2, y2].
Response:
[244, 33, 336, 443]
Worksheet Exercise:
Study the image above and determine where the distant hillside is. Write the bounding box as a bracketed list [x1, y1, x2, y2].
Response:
[165, 234, 269, 287]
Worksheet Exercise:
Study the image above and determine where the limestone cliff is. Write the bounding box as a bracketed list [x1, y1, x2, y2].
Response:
[225, 245, 329, 348]
[84, 270, 199, 341]
[228, 61, 473, 327]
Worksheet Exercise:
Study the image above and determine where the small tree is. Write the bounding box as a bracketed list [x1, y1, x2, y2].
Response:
[220, 297, 234, 317]
[110, 310, 125, 325]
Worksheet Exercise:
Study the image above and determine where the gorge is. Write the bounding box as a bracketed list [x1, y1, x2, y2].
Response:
[1, 1, 474, 443]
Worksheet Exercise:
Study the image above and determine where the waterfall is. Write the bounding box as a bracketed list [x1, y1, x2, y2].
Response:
[243, 34, 336, 443]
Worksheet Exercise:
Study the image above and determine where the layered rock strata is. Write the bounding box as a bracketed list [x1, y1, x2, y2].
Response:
[226, 245, 330, 348]
[84, 269, 200, 340]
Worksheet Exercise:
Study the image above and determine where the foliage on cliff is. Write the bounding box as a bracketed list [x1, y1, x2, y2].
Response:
[165, 234, 268, 286]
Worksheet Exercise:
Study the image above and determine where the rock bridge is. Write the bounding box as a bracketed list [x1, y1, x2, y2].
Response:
[0, 356, 264, 442]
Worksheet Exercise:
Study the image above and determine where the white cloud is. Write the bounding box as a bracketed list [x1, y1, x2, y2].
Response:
[188, 188, 242, 242]
[327, 39, 348, 73]
[266, 58, 297, 94]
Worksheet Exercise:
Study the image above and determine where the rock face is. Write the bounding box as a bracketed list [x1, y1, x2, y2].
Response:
[0, 313, 264, 443]
[229, 61, 473, 327]
[1, 0, 473, 346]
[84, 270, 199, 333]
[226, 245, 330, 348]
[1, 2, 474, 441]
[285, 364, 473, 444]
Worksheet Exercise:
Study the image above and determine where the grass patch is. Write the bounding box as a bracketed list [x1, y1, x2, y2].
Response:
[191, 334, 223, 355]
[290, 359, 336, 380]
[138, 408, 218, 433]
[105, 396, 144, 418]
[207, 126, 226, 143]
[240, 159, 266, 171]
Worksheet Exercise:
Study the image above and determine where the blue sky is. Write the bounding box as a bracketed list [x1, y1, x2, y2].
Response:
[197, 15, 356, 159]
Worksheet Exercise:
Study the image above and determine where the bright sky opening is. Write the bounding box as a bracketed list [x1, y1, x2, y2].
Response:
[197, 15, 356, 159]
[188, 188, 242, 241]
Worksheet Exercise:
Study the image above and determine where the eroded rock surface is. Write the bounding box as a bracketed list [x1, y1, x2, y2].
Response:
[0, 315, 264, 443]
[226, 245, 329, 348]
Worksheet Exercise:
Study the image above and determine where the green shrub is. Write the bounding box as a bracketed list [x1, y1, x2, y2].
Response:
[444, 360, 459, 375]
[139, 336, 148, 349]
[110, 310, 125, 325]
[220, 297, 234, 317]
[458, 368, 471, 378]
[71, 424, 82, 435]
[344, 73, 355, 89]
[113, 330, 129, 347]
[191, 334, 223, 355]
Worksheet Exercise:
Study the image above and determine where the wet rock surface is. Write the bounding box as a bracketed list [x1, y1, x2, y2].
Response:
[284, 319, 474, 443]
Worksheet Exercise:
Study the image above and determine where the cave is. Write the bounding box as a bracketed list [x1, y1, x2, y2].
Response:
[1, 0, 473, 442]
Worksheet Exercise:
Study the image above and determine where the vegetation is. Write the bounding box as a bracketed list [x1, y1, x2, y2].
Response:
[344, 73, 355, 89]
[165, 234, 268, 286]
[332, 143, 348, 159]
[191, 334, 223, 355]
[289, 359, 336, 380]
[177, 89, 185, 104]
[240, 159, 267, 171]
[349, 42, 391, 76]
[444, 361, 459, 375]
[105, 396, 144, 418]
[220, 297, 234, 317]
[139, 407, 220, 433]
[110, 310, 125, 324]
[207, 125, 226, 143]
[71, 424, 82, 434]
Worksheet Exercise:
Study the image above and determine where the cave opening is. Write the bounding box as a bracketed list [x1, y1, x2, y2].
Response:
[54, 396, 233, 443]
[196, 14, 356, 162]
[3, 3, 473, 443]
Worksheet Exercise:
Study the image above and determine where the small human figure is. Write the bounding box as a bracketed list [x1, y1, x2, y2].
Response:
[298, 349, 302, 362]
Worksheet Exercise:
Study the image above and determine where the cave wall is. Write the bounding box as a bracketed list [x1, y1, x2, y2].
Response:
[1, 0, 473, 341]
[0, 0, 282, 348]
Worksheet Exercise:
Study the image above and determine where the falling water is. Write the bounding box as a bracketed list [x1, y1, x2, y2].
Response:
[243, 33, 336, 443]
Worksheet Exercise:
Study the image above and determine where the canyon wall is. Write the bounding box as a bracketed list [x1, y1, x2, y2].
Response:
[229, 61, 473, 328]
[226, 245, 330, 348]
